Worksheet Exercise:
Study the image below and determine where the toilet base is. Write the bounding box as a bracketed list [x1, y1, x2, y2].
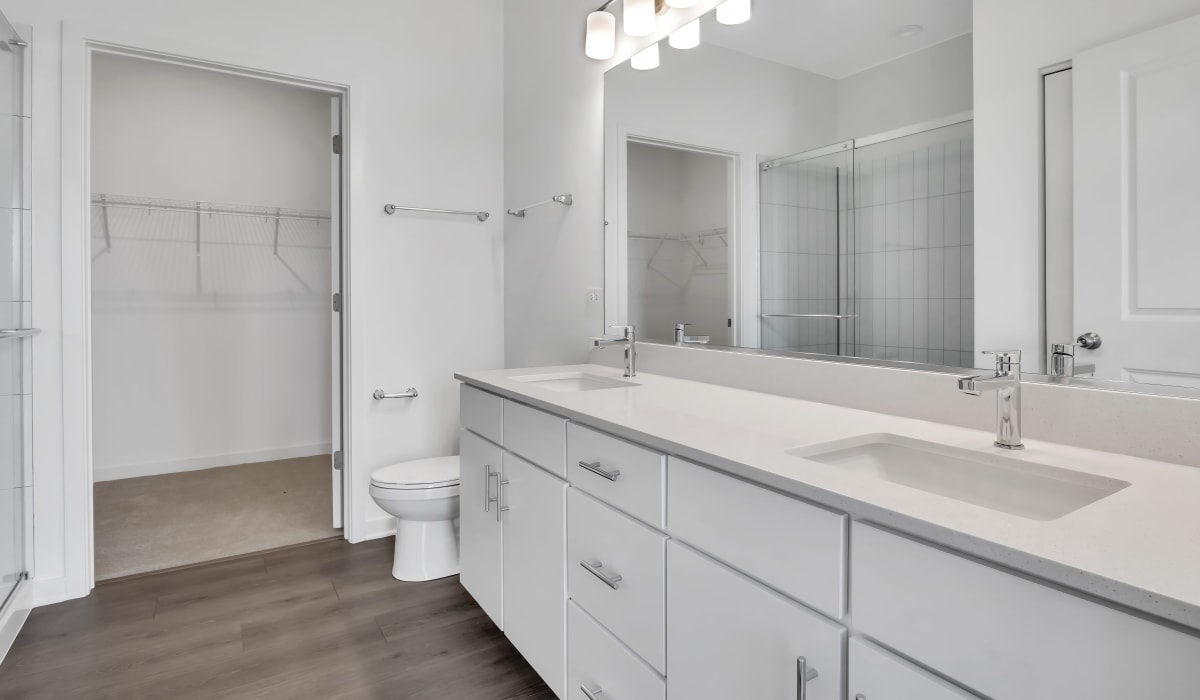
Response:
[391, 517, 459, 582]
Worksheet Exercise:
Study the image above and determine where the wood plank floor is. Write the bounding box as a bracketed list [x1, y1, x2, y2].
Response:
[0, 538, 554, 700]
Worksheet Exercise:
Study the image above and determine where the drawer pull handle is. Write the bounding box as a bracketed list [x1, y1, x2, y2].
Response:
[797, 656, 818, 700]
[484, 465, 498, 513]
[580, 560, 623, 589]
[579, 460, 621, 481]
[580, 685, 604, 700]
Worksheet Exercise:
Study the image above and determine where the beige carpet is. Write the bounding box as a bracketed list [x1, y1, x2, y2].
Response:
[94, 455, 341, 580]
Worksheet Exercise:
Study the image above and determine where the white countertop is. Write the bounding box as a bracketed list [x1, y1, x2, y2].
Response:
[456, 364, 1200, 630]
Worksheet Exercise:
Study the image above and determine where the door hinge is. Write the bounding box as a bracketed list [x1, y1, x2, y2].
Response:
[728, 318, 732, 328]
[332, 292, 342, 312]
[332, 134, 343, 155]
[333, 451, 344, 471]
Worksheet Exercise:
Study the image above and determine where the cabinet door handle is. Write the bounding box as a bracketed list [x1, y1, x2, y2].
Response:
[796, 656, 818, 700]
[578, 460, 621, 481]
[580, 685, 604, 700]
[579, 560, 623, 589]
[497, 478, 510, 522]
[484, 465, 498, 513]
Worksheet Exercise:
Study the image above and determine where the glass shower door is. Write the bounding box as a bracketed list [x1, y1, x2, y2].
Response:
[0, 14, 32, 618]
[759, 143, 855, 356]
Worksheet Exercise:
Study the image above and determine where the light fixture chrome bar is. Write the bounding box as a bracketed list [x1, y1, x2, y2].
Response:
[383, 203, 490, 222]
[507, 194, 573, 218]
[373, 387, 419, 400]
[91, 198, 331, 223]
[761, 313, 857, 319]
[0, 328, 40, 341]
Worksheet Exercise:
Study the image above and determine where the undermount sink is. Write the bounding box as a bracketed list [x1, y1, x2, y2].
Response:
[511, 371, 639, 393]
[789, 434, 1130, 521]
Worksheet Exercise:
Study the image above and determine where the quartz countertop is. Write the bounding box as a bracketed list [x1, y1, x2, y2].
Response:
[456, 364, 1200, 630]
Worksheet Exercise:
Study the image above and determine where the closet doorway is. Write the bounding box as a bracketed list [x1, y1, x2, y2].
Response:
[88, 53, 346, 581]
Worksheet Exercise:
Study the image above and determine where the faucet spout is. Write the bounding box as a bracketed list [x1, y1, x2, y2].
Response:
[591, 325, 637, 377]
[957, 350, 1024, 450]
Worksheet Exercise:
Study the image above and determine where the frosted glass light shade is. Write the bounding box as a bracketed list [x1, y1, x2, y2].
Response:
[624, 0, 656, 37]
[716, 0, 752, 25]
[585, 11, 617, 60]
[666, 0, 700, 7]
[631, 42, 660, 70]
[669, 18, 701, 49]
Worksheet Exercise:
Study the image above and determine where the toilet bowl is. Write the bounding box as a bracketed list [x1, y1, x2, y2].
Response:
[369, 456, 460, 582]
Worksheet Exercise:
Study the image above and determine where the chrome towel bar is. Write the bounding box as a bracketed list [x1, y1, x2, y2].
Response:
[383, 204, 490, 222]
[0, 328, 40, 341]
[373, 387, 418, 400]
[507, 194, 573, 218]
[761, 314, 857, 319]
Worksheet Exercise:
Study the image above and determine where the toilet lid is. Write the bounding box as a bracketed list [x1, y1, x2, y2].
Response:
[371, 456, 460, 489]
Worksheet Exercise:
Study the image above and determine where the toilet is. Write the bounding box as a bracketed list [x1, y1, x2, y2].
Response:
[369, 456, 461, 582]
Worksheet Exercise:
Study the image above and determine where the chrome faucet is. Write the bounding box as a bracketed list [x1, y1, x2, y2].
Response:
[593, 325, 637, 377]
[958, 350, 1024, 450]
[674, 323, 710, 345]
[1048, 332, 1101, 379]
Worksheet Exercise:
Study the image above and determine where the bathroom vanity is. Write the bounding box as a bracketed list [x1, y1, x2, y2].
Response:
[456, 366, 1200, 700]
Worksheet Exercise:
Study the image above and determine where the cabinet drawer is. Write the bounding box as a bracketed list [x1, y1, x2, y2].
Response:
[568, 603, 664, 700]
[667, 457, 847, 619]
[460, 384, 502, 444]
[567, 423, 665, 527]
[667, 541, 845, 700]
[849, 638, 977, 700]
[852, 523, 1200, 699]
[503, 400, 567, 477]
[568, 489, 667, 674]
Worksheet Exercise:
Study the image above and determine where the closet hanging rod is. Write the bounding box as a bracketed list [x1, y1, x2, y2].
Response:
[91, 198, 331, 223]
[507, 194, 573, 218]
[383, 203, 490, 222]
[761, 314, 857, 319]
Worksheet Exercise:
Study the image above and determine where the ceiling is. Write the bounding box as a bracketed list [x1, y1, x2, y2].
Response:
[701, 0, 972, 79]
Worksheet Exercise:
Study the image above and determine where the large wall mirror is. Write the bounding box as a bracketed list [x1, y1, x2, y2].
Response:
[603, 0, 1200, 396]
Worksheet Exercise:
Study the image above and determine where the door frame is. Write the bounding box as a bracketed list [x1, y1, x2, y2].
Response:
[604, 127, 754, 346]
[59, 22, 355, 600]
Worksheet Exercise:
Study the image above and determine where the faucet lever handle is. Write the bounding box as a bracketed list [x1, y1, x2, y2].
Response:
[982, 349, 1022, 364]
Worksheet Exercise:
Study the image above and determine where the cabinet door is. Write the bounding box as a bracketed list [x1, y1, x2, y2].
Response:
[849, 638, 977, 700]
[502, 453, 568, 698]
[458, 429, 503, 628]
[667, 541, 845, 700]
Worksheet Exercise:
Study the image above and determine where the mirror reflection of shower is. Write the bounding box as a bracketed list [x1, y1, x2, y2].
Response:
[626, 141, 734, 346]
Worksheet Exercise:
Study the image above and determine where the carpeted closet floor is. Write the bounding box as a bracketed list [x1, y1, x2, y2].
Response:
[94, 455, 341, 580]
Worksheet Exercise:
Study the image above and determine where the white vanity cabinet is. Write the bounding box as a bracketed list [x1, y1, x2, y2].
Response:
[458, 385, 568, 699]
[501, 453, 567, 697]
[852, 522, 1200, 699]
[848, 639, 978, 700]
[666, 541, 846, 700]
[458, 428, 504, 628]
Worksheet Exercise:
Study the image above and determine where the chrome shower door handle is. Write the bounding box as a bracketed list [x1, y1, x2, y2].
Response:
[796, 656, 818, 700]
[579, 560, 622, 589]
[578, 460, 621, 482]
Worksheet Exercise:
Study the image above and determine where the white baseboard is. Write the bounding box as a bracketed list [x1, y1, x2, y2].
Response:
[93, 443, 333, 482]
[352, 515, 397, 544]
[0, 578, 32, 664]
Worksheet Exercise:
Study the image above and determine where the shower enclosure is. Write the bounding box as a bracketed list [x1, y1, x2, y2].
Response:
[760, 119, 974, 366]
[0, 13, 33, 639]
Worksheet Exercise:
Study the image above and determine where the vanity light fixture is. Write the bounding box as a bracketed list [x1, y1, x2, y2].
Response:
[585, 3, 617, 60]
[669, 17, 701, 49]
[631, 42, 661, 70]
[624, 0, 656, 37]
[716, 0, 752, 25]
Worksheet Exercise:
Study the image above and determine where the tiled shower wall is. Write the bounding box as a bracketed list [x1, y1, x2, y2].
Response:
[759, 159, 847, 355]
[850, 123, 974, 366]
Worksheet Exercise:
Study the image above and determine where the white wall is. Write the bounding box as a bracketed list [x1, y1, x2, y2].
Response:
[10, 0, 505, 605]
[89, 55, 332, 481]
[835, 33, 973, 141]
[973, 0, 1200, 367]
[504, 0, 725, 368]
